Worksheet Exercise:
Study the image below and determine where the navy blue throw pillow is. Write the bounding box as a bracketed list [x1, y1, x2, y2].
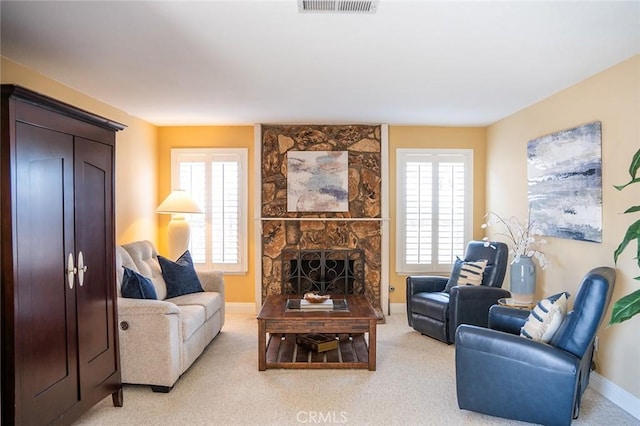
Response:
[444, 257, 464, 293]
[158, 250, 204, 299]
[121, 267, 158, 299]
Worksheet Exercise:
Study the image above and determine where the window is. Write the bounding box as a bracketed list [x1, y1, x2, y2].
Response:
[171, 148, 248, 273]
[396, 149, 472, 274]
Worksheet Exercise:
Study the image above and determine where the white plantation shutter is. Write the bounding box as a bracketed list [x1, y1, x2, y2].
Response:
[405, 161, 433, 264]
[172, 148, 248, 273]
[179, 161, 206, 264]
[397, 149, 472, 274]
[437, 162, 466, 264]
[211, 161, 239, 264]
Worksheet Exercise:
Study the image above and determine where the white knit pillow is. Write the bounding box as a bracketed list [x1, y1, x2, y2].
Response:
[520, 292, 570, 343]
[456, 259, 487, 286]
[444, 258, 489, 293]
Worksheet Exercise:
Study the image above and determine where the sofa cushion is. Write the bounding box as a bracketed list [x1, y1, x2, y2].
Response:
[158, 250, 204, 299]
[121, 267, 158, 300]
[411, 292, 450, 321]
[521, 292, 570, 342]
[170, 292, 223, 321]
[178, 304, 206, 342]
[445, 258, 488, 292]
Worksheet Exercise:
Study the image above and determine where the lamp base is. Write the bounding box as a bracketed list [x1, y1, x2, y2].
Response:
[167, 216, 191, 260]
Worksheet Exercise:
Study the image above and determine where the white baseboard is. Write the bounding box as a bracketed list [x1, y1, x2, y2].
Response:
[590, 372, 640, 420]
[389, 302, 407, 315]
[225, 302, 256, 315]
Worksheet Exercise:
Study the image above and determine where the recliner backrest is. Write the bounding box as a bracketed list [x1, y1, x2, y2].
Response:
[550, 267, 616, 358]
[464, 241, 509, 288]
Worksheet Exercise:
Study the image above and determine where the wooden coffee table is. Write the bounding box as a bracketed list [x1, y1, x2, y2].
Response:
[257, 294, 377, 371]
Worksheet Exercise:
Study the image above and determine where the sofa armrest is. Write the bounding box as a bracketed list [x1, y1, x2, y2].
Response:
[196, 269, 225, 327]
[197, 269, 224, 294]
[116, 297, 182, 388]
[117, 297, 180, 316]
[488, 305, 530, 334]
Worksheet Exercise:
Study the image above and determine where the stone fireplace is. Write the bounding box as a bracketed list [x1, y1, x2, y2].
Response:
[261, 125, 384, 319]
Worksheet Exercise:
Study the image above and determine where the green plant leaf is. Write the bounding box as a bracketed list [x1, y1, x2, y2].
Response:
[624, 205, 640, 214]
[613, 219, 640, 263]
[628, 148, 640, 179]
[609, 289, 640, 325]
[614, 178, 640, 191]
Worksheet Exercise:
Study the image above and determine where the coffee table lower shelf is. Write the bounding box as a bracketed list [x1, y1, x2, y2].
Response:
[265, 333, 369, 369]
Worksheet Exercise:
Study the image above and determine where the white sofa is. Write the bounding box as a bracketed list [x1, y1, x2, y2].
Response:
[115, 240, 224, 392]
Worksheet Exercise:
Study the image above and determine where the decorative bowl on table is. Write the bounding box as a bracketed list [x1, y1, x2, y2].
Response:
[303, 292, 330, 303]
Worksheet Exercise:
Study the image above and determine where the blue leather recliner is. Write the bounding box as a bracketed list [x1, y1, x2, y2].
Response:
[406, 241, 510, 344]
[455, 266, 616, 426]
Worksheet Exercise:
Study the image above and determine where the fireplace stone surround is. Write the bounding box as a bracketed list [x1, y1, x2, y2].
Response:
[260, 125, 384, 319]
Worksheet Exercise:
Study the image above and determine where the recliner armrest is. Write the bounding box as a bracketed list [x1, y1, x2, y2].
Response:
[488, 305, 530, 334]
[406, 275, 448, 295]
[447, 286, 510, 340]
[450, 285, 509, 302]
[456, 324, 578, 371]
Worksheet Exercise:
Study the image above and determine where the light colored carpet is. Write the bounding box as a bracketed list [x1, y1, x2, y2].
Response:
[75, 314, 639, 425]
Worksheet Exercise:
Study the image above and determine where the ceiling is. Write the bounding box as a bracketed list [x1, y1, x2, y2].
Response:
[1, 1, 639, 127]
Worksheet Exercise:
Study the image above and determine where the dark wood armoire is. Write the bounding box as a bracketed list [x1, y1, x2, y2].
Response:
[1, 85, 125, 425]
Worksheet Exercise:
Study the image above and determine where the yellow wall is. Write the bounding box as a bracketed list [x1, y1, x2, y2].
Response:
[157, 126, 256, 303]
[387, 126, 487, 303]
[1, 56, 159, 245]
[486, 55, 640, 399]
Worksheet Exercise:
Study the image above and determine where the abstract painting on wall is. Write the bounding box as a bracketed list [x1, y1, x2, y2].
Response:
[527, 121, 602, 242]
[287, 151, 349, 212]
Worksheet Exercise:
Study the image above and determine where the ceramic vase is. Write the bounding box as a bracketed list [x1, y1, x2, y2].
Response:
[510, 256, 536, 305]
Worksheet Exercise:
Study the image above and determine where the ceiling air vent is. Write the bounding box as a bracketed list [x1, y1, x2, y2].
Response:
[298, 0, 378, 14]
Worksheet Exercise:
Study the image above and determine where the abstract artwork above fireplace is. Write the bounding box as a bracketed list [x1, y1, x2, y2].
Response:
[287, 150, 349, 212]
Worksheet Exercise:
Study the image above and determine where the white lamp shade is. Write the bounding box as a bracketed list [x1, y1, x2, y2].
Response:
[156, 190, 203, 214]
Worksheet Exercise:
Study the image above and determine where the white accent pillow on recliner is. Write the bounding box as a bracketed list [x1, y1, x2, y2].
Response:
[520, 292, 570, 343]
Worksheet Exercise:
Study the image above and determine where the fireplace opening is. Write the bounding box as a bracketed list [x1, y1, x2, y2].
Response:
[282, 249, 365, 295]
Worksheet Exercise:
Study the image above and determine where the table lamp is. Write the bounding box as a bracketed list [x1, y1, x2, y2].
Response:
[156, 190, 203, 260]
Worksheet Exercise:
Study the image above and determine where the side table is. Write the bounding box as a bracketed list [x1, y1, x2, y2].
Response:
[497, 298, 536, 310]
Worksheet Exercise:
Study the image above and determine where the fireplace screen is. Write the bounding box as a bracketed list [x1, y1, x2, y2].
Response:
[282, 249, 365, 295]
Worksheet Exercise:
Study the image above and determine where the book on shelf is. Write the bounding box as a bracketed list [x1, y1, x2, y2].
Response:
[296, 334, 339, 352]
[300, 299, 334, 310]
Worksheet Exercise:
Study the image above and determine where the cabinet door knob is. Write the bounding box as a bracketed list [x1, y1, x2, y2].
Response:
[77, 251, 87, 286]
[66, 253, 77, 289]
[120, 321, 129, 331]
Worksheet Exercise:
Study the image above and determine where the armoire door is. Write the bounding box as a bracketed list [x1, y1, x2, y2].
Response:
[74, 137, 118, 402]
[15, 122, 79, 425]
